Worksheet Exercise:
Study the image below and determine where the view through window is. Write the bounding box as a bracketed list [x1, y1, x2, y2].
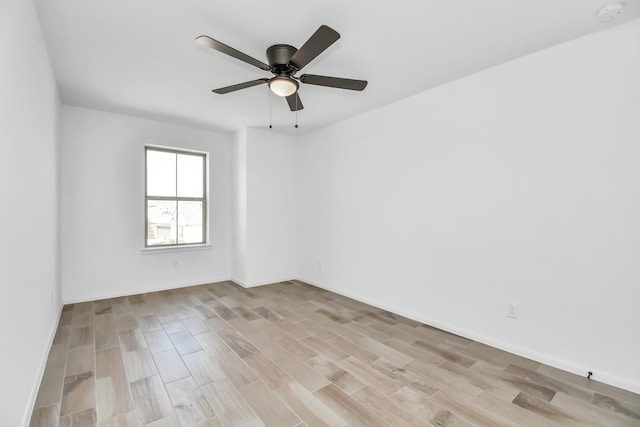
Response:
[145, 147, 207, 247]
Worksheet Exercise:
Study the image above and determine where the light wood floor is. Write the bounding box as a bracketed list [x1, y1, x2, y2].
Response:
[30, 280, 639, 427]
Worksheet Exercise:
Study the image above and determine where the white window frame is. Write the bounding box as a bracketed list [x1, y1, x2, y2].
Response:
[144, 145, 208, 248]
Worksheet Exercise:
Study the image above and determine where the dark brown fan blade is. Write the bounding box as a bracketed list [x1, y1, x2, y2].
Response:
[300, 74, 367, 91]
[286, 92, 304, 111]
[212, 79, 269, 94]
[289, 25, 340, 70]
[196, 35, 271, 71]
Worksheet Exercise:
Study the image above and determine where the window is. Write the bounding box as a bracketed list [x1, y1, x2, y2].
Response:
[145, 146, 207, 247]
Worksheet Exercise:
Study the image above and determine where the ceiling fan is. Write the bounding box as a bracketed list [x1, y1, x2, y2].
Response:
[195, 25, 367, 111]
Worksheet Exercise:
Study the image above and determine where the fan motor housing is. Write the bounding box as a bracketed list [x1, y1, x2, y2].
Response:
[267, 44, 298, 74]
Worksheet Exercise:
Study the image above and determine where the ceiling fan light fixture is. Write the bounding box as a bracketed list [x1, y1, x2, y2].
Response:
[268, 76, 298, 97]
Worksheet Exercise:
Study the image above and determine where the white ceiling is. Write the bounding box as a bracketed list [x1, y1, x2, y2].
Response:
[35, 0, 639, 135]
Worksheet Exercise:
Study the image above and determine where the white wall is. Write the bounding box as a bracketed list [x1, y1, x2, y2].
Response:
[231, 128, 297, 287]
[0, 0, 61, 425]
[231, 129, 248, 284]
[60, 106, 232, 302]
[297, 20, 640, 392]
[244, 128, 297, 286]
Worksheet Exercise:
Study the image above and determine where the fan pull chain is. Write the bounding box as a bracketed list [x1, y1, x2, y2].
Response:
[268, 89, 273, 129]
[295, 96, 299, 129]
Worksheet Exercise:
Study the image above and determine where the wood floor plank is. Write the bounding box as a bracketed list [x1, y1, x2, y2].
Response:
[352, 385, 427, 426]
[214, 350, 259, 388]
[253, 306, 284, 321]
[238, 381, 301, 426]
[226, 316, 261, 337]
[194, 331, 231, 358]
[29, 405, 59, 427]
[95, 314, 119, 351]
[297, 319, 337, 340]
[248, 332, 289, 360]
[345, 321, 390, 342]
[59, 407, 97, 427]
[93, 299, 113, 317]
[69, 325, 94, 348]
[504, 363, 594, 402]
[411, 339, 477, 368]
[357, 336, 413, 366]
[404, 359, 484, 398]
[144, 330, 174, 354]
[552, 391, 639, 426]
[130, 375, 174, 425]
[114, 314, 138, 333]
[336, 357, 403, 396]
[591, 393, 640, 421]
[433, 389, 521, 427]
[60, 371, 95, 416]
[274, 382, 344, 427]
[468, 361, 551, 402]
[169, 330, 203, 355]
[165, 376, 217, 427]
[326, 334, 379, 363]
[391, 386, 474, 427]
[371, 358, 440, 397]
[306, 355, 365, 394]
[123, 348, 157, 383]
[473, 391, 563, 427]
[511, 391, 588, 425]
[452, 341, 537, 370]
[302, 336, 349, 362]
[53, 324, 71, 346]
[382, 337, 446, 366]
[182, 350, 225, 386]
[137, 314, 162, 333]
[201, 379, 258, 427]
[182, 317, 210, 335]
[273, 351, 330, 392]
[233, 305, 261, 321]
[66, 345, 94, 378]
[274, 334, 318, 361]
[34, 344, 68, 409]
[119, 329, 147, 352]
[218, 331, 260, 358]
[321, 321, 364, 342]
[272, 318, 311, 340]
[97, 411, 139, 427]
[249, 317, 289, 338]
[243, 354, 293, 389]
[314, 384, 389, 427]
[96, 347, 134, 420]
[366, 318, 421, 344]
[153, 349, 191, 384]
[538, 364, 640, 410]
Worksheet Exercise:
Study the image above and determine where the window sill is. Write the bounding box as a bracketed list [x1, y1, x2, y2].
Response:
[140, 244, 212, 255]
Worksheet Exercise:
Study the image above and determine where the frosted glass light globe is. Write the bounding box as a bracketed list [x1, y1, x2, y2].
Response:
[269, 77, 298, 97]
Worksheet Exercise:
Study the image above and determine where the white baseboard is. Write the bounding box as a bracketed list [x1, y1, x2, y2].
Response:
[22, 302, 64, 427]
[299, 276, 640, 394]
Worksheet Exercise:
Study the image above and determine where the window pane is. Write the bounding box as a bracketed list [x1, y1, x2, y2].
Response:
[147, 150, 176, 197]
[177, 154, 203, 197]
[178, 201, 203, 244]
[147, 200, 177, 246]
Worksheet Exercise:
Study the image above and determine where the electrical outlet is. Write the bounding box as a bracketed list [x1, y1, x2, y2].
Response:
[506, 301, 520, 319]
